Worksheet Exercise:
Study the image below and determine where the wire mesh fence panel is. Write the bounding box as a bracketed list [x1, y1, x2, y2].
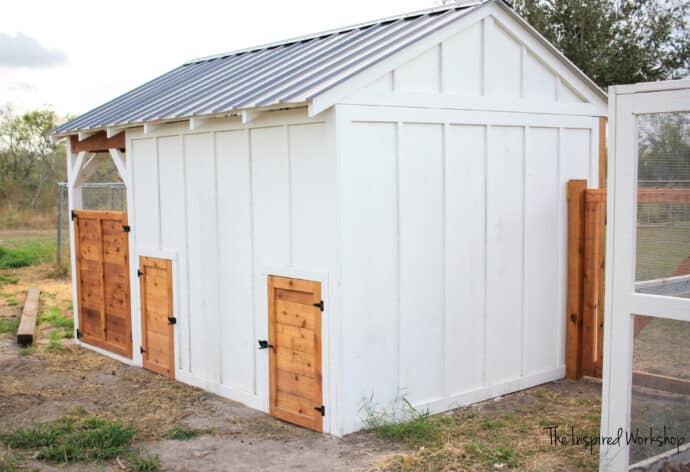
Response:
[629, 111, 690, 468]
[56, 182, 127, 269]
[635, 112, 690, 299]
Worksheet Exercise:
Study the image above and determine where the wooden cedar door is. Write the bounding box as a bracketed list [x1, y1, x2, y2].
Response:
[138, 257, 175, 378]
[73, 210, 132, 358]
[268, 276, 324, 432]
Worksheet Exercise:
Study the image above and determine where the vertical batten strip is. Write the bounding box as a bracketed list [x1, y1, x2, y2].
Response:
[182, 136, 193, 373]
[520, 45, 526, 99]
[213, 132, 224, 385]
[556, 127, 565, 370]
[394, 121, 402, 399]
[246, 128, 258, 396]
[441, 122, 448, 396]
[155, 138, 163, 250]
[521, 126, 528, 376]
[286, 125, 294, 267]
[482, 124, 490, 386]
[481, 17, 492, 97]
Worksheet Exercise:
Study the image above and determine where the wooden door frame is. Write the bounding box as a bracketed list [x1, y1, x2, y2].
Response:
[139, 256, 175, 379]
[267, 274, 324, 432]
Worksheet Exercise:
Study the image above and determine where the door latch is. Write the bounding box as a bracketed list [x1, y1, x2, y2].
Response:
[257, 340, 273, 350]
[167, 316, 177, 325]
[314, 405, 325, 416]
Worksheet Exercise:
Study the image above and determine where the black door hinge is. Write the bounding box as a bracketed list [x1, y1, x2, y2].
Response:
[122, 225, 131, 232]
[167, 316, 177, 325]
[76, 329, 82, 339]
[313, 300, 324, 312]
[314, 405, 325, 416]
[257, 339, 273, 350]
[71, 210, 77, 221]
[137, 269, 143, 277]
[140, 346, 146, 354]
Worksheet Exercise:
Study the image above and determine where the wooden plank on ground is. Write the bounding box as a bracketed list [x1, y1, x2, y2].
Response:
[16, 288, 41, 346]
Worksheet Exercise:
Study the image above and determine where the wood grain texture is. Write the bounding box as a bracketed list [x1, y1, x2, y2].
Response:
[139, 256, 175, 379]
[16, 288, 40, 346]
[70, 131, 125, 153]
[566, 180, 587, 380]
[582, 189, 606, 378]
[73, 210, 132, 358]
[268, 275, 322, 432]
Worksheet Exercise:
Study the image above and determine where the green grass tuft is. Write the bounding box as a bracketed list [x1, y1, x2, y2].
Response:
[162, 424, 212, 440]
[0, 318, 19, 335]
[124, 450, 163, 471]
[0, 273, 19, 289]
[38, 306, 73, 330]
[0, 239, 55, 269]
[362, 395, 447, 447]
[18, 346, 34, 356]
[0, 416, 137, 464]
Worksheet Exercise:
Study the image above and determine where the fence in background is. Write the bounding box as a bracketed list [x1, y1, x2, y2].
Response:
[56, 182, 126, 269]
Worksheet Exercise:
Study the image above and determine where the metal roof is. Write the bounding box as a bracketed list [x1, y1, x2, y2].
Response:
[51, 1, 486, 136]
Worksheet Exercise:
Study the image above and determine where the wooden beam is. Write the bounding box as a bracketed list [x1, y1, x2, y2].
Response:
[78, 131, 95, 142]
[70, 131, 125, 153]
[16, 288, 41, 346]
[566, 179, 587, 380]
[633, 371, 690, 396]
[638, 188, 690, 204]
[598, 117, 607, 189]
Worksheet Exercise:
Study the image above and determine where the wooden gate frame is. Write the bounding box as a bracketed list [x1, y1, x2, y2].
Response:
[66, 132, 133, 361]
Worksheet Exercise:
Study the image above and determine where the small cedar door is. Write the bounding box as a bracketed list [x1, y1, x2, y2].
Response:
[139, 257, 175, 378]
[73, 210, 132, 358]
[268, 276, 323, 432]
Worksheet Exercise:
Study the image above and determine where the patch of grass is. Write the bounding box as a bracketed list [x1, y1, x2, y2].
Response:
[362, 395, 447, 447]
[18, 346, 34, 356]
[6, 297, 18, 306]
[0, 239, 55, 269]
[0, 451, 35, 472]
[123, 450, 163, 471]
[162, 424, 213, 440]
[38, 306, 73, 330]
[0, 273, 19, 289]
[0, 416, 137, 464]
[0, 318, 19, 335]
[374, 384, 602, 472]
[44, 339, 64, 352]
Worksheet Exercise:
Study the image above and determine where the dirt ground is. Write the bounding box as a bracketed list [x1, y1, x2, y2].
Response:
[0, 262, 686, 471]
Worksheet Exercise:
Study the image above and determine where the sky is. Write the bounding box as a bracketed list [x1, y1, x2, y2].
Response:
[0, 0, 437, 117]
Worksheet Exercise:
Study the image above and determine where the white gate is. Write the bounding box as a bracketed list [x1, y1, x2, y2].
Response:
[601, 80, 690, 471]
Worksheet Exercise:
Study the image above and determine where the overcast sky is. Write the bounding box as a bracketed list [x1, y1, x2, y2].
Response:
[1, 0, 437, 117]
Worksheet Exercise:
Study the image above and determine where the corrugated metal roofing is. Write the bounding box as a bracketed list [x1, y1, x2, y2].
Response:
[51, 1, 486, 135]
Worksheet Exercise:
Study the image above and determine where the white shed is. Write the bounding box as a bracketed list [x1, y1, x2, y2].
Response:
[51, 0, 607, 436]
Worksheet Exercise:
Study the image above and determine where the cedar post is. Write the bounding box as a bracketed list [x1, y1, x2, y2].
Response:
[582, 190, 606, 377]
[566, 180, 587, 380]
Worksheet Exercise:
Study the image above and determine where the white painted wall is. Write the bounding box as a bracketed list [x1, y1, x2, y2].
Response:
[336, 104, 599, 434]
[74, 1, 607, 438]
[125, 109, 339, 432]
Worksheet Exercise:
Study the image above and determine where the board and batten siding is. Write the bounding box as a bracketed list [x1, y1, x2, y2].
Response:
[337, 104, 599, 434]
[126, 110, 338, 426]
